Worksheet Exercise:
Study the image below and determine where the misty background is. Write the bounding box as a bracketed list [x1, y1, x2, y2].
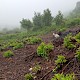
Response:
[0, 0, 79, 30]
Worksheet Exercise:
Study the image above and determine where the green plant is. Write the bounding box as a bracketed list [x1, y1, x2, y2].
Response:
[51, 73, 75, 80]
[13, 42, 24, 50]
[24, 37, 42, 44]
[63, 34, 76, 49]
[74, 32, 80, 43]
[55, 55, 67, 65]
[37, 42, 54, 58]
[24, 73, 34, 80]
[3, 50, 14, 58]
[75, 47, 80, 61]
[32, 65, 41, 73]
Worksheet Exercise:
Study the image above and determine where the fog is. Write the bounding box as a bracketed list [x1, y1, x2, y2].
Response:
[0, 0, 79, 30]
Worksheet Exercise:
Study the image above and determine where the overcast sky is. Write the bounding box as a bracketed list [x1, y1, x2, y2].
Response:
[0, 0, 79, 29]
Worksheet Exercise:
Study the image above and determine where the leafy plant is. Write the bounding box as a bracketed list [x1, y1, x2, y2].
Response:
[74, 32, 80, 43]
[51, 73, 75, 80]
[23, 37, 42, 44]
[37, 42, 54, 58]
[75, 47, 80, 61]
[32, 65, 41, 73]
[55, 55, 67, 65]
[63, 34, 76, 49]
[13, 42, 24, 50]
[24, 73, 34, 80]
[3, 50, 14, 58]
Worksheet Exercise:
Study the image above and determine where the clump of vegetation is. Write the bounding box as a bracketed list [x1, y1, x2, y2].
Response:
[53, 55, 67, 72]
[74, 32, 80, 43]
[13, 42, 24, 50]
[51, 73, 75, 80]
[24, 73, 34, 80]
[32, 65, 41, 73]
[67, 18, 80, 27]
[37, 42, 54, 58]
[55, 55, 67, 65]
[24, 37, 42, 44]
[63, 34, 76, 49]
[3, 50, 14, 58]
[75, 47, 80, 61]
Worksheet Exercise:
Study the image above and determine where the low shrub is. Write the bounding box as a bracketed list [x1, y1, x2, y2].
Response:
[24, 73, 34, 80]
[37, 42, 54, 58]
[51, 73, 75, 80]
[63, 34, 76, 49]
[3, 50, 14, 58]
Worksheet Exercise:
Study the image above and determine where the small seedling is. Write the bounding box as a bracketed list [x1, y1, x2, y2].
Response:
[24, 73, 34, 80]
[3, 50, 14, 58]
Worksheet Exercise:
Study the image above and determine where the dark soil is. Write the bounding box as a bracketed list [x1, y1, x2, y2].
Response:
[0, 27, 80, 80]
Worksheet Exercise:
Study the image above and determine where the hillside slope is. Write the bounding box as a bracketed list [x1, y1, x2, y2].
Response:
[0, 26, 80, 80]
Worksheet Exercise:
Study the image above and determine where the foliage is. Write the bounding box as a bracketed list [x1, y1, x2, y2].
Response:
[32, 65, 41, 73]
[51, 73, 75, 80]
[3, 50, 14, 58]
[37, 42, 54, 58]
[43, 9, 53, 26]
[75, 47, 80, 61]
[54, 11, 64, 26]
[63, 34, 76, 49]
[24, 73, 34, 80]
[33, 12, 43, 28]
[24, 37, 42, 44]
[13, 42, 24, 50]
[55, 55, 67, 65]
[20, 18, 33, 29]
[67, 18, 80, 27]
[74, 32, 80, 43]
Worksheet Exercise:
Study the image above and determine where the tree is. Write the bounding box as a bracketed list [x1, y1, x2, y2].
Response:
[33, 12, 43, 28]
[42, 9, 53, 26]
[54, 11, 64, 26]
[20, 18, 33, 29]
